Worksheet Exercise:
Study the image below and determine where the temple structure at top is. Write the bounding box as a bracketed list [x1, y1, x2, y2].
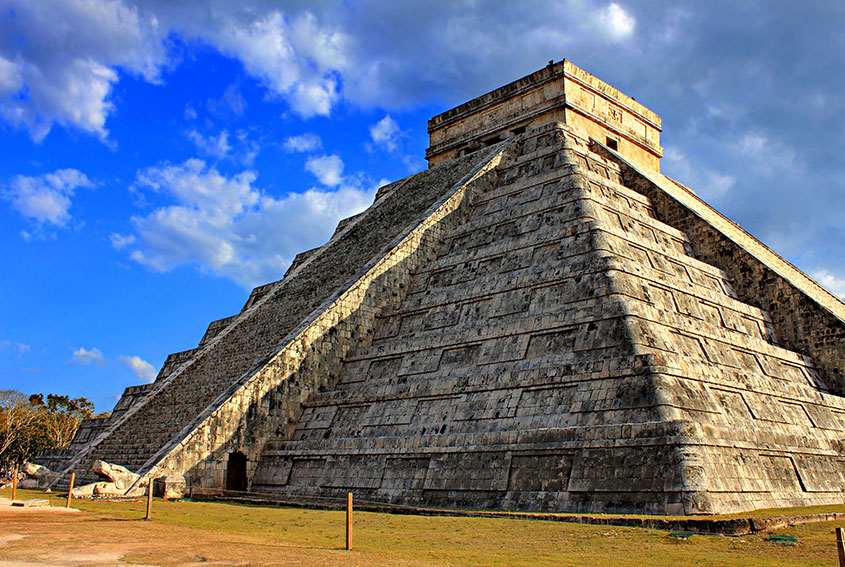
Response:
[427, 60, 662, 170]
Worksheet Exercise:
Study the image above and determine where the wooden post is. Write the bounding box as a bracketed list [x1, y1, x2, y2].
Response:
[836, 527, 845, 567]
[145, 481, 154, 520]
[345, 492, 353, 550]
[65, 472, 75, 508]
[11, 465, 17, 501]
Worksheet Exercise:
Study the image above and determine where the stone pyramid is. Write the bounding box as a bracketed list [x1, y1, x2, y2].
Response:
[52, 60, 845, 515]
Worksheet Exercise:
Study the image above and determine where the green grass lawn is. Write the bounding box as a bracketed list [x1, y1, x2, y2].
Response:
[3, 487, 844, 566]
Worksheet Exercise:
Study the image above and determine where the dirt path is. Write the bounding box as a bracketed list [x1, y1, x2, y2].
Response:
[0, 509, 429, 567]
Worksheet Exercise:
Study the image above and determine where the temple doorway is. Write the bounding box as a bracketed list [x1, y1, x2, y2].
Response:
[226, 451, 248, 491]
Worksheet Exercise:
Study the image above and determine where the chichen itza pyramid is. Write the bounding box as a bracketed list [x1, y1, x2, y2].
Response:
[43, 60, 845, 515]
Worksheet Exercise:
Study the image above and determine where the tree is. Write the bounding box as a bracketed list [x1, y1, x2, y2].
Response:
[0, 390, 41, 465]
[0, 390, 96, 466]
[29, 393, 95, 449]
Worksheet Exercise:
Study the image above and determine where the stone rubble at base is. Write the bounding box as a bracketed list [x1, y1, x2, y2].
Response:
[39, 59, 845, 515]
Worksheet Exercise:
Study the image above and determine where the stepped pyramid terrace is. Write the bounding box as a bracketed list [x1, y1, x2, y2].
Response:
[41, 59, 845, 515]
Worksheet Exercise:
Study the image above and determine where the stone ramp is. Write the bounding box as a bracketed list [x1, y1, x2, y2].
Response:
[58, 146, 503, 486]
[251, 124, 845, 514]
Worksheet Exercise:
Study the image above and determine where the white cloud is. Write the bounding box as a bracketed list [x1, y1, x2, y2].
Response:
[662, 147, 736, 200]
[120, 158, 377, 288]
[812, 269, 845, 299]
[110, 233, 136, 250]
[2, 168, 93, 227]
[186, 128, 260, 164]
[0, 55, 23, 94]
[118, 355, 156, 383]
[206, 83, 247, 118]
[72, 347, 106, 367]
[736, 133, 767, 156]
[734, 132, 798, 176]
[593, 3, 637, 42]
[187, 130, 232, 160]
[369, 115, 400, 152]
[237, 132, 261, 165]
[305, 154, 344, 187]
[369, 115, 420, 171]
[0, 3, 351, 139]
[0, 1, 652, 142]
[283, 133, 323, 153]
[289, 77, 338, 117]
[135, 158, 259, 223]
[0, 0, 164, 141]
[0, 341, 30, 356]
[203, 11, 347, 118]
[0, 2, 656, 141]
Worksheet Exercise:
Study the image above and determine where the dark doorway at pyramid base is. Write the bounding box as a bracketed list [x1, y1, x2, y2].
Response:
[226, 451, 248, 492]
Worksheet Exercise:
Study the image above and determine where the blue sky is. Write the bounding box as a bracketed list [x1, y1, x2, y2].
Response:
[1, 1, 843, 412]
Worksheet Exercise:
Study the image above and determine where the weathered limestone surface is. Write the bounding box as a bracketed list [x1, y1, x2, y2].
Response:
[254, 127, 676, 512]
[54, 59, 844, 514]
[251, 125, 845, 513]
